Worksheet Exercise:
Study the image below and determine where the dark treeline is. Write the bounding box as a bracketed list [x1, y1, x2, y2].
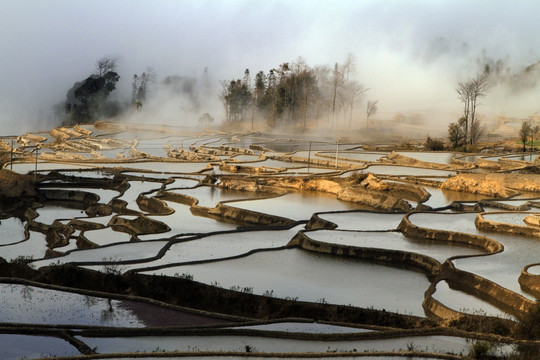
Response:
[220, 55, 368, 128]
[61, 57, 210, 126]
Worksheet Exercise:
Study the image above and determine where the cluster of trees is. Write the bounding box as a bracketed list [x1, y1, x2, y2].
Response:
[131, 67, 156, 110]
[447, 72, 489, 149]
[519, 120, 540, 152]
[64, 57, 121, 125]
[62, 57, 210, 126]
[220, 56, 374, 128]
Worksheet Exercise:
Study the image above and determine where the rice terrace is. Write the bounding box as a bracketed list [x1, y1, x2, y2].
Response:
[1, 116, 540, 359]
[6, 2, 540, 359]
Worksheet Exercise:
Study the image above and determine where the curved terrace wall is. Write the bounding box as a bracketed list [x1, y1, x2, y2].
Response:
[475, 212, 540, 239]
[398, 213, 503, 253]
[289, 231, 440, 275]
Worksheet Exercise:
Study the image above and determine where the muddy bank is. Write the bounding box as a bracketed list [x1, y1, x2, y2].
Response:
[442, 173, 540, 197]
[218, 174, 419, 212]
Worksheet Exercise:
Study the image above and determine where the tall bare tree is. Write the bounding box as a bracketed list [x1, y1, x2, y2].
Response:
[330, 62, 343, 123]
[456, 73, 489, 144]
[95, 56, 117, 77]
[366, 100, 378, 128]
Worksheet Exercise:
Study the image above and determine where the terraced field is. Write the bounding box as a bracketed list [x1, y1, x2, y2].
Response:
[2, 122, 540, 359]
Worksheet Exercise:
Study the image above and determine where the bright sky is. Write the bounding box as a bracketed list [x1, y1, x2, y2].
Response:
[2, 0, 540, 133]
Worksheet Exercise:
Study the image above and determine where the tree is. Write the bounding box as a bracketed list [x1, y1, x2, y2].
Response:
[531, 125, 540, 151]
[456, 73, 489, 144]
[131, 67, 156, 108]
[64, 57, 120, 124]
[520, 120, 532, 152]
[95, 56, 117, 76]
[469, 115, 486, 145]
[366, 100, 378, 128]
[221, 79, 251, 122]
[448, 117, 466, 149]
[330, 62, 343, 122]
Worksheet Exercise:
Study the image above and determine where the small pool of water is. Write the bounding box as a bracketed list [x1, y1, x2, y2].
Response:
[433, 281, 514, 319]
[0, 217, 26, 246]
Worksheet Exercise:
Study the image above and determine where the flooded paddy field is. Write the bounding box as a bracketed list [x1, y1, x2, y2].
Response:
[2, 122, 540, 359]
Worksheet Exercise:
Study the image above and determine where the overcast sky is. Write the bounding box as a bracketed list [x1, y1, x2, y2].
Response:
[2, 0, 540, 133]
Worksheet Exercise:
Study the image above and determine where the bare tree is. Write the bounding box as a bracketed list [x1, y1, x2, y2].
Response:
[366, 100, 378, 128]
[95, 56, 117, 76]
[342, 80, 367, 127]
[456, 81, 472, 142]
[456, 73, 489, 144]
[218, 80, 230, 121]
[330, 62, 343, 123]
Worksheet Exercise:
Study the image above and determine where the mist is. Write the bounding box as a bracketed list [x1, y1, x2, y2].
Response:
[2, 0, 540, 135]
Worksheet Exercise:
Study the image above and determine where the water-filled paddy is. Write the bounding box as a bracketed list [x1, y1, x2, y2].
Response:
[305, 229, 484, 262]
[317, 151, 388, 162]
[31, 240, 168, 269]
[140, 200, 238, 239]
[34, 205, 87, 224]
[144, 249, 430, 316]
[1, 231, 48, 261]
[363, 165, 455, 177]
[229, 192, 366, 221]
[0, 283, 145, 326]
[482, 212, 539, 225]
[77, 333, 479, 355]
[316, 211, 405, 230]
[423, 187, 490, 208]
[168, 185, 268, 208]
[432, 281, 513, 319]
[0, 217, 26, 245]
[6, 126, 540, 358]
[130, 226, 302, 271]
[231, 321, 372, 333]
[0, 334, 80, 360]
[396, 151, 456, 164]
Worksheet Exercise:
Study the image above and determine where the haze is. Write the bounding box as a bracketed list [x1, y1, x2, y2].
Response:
[2, 0, 540, 134]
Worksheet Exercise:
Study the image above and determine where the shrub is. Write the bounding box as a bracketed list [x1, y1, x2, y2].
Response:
[425, 136, 445, 151]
